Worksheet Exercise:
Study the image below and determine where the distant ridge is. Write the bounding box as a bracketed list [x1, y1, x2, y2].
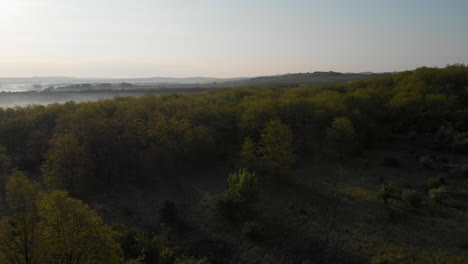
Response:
[0, 71, 385, 91]
[221, 71, 386, 88]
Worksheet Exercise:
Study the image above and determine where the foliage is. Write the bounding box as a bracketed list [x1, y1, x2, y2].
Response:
[325, 116, 356, 156]
[0, 65, 467, 262]
[41, 133, 93, 195]
[174, 256, 208, 264]
[258, 120, 295, 173]
[425, 177, 445, 190]
[131, 232, 206, 264]
[214, 169, 259, 222]
[240, 137, 258, 169]
[224, 169, 258, 205]
[428, 187, 446, 203]
[378, 182, 393, 204]
[0, 170, 41, 264]
[0, 174, 122, 264]
[0, 145, 13, 205]
[37, 190, 123, 264]
[0, 65, 465, 194]
[401, 189, 422, 207]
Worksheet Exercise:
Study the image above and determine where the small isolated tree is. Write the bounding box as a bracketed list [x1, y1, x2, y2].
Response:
[378, 182, 393, 204]
[225, 169, 258, 205]
[214, 169, 259, 222]
[258, 120, 295, 173]
[325, 117, 357, 157]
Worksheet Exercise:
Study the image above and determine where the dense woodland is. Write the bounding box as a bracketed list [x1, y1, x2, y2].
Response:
[0, 65, 468, 263]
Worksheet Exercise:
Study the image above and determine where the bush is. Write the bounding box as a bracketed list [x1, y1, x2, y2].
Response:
[371, 252, 405, 264]
[224, 169, 258, 205]
[213, 169, 259, 223]
[378, 182, 393, 204]
[425, 176, 445, 190]
[429, 187, 446, 203]
[401, 189, 422, 207]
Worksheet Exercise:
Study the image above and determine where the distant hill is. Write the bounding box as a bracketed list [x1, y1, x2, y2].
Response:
[0, 71, 385, 91]
[227, 71, 386, 88]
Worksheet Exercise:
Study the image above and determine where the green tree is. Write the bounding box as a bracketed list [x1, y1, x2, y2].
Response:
[224, 169, 258, 205]
[36, 190, 122, 264]
[0, 170, 42, 264]
[0, 146, 13, 207]
[258, 120, 295, 173]
[214, 169, 259, 222]
[378, 182, 393, 204]
[0, 174, 122, 264]
[325, 117, 357, 157]
[240, 137, 258, 168]
[41, 134, 93, 195]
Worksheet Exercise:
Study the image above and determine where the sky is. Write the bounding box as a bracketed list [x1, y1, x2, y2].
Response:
[0, 0, 467, 78]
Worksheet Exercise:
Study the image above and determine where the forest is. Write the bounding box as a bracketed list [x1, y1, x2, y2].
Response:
[0, 65, 467, 263]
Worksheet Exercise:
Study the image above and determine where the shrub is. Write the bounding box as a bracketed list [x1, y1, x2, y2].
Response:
[371, 252, 405, 264]
[213, 169, 259, 223]
[401, 188, 422, 207]
[224, 169, 258, 205]
[378, 182, 393, 204]
[429, 187, 445, 203]
[425, 176, 445, 190]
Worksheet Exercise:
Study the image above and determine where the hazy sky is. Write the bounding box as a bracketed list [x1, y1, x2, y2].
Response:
[0, 0, 467, 78]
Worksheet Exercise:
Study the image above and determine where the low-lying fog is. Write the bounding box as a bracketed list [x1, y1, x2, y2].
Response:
[0, 90, 168, 108]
